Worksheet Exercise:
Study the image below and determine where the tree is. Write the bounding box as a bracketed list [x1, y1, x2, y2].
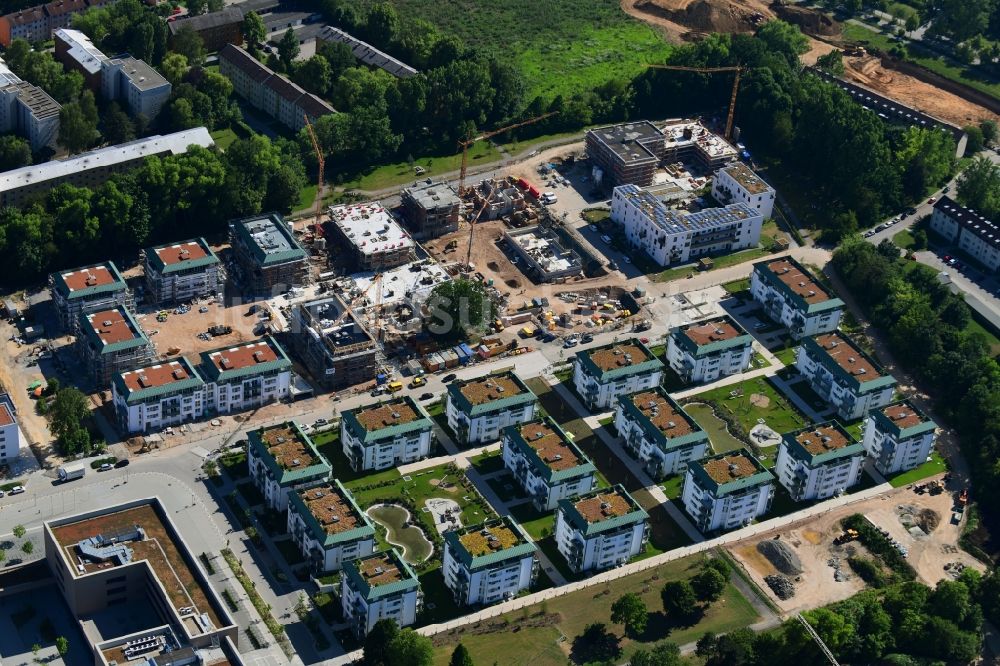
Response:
[692, 567, 727, 603]
[904, 14, 919, 31]
[426, 278, 493, 340]
[12, 524, 25, 539]
[0, 136, 31, 171]
[964, 124, 985, 154]
[99, 102, 136, 145]
[569, 623, 621, 664]
[21, 540, 33, 555]
[49, 387, 91, 455]
[980, 119, 998, 145]
[242, 11, 266, 48]
[172, 26, 205, 66]
[292, 56, 332, 96]
[277, 29, 299, 71]
[630, 641, 681, 666]
[384, 628, 433, 666]
[932, 0, 991, 42]
[363, 619, 399, 666]
[160, 52, 190, 86]
[912, 228, 928, 250]
[186, 0, 206, 15]
[58, 100, 99, 153]
[365, 2, 400, 46]
[55, 637, 69, 657]
[448, 643, 474, 666]
[957, 155, 1000, 216]
[755, 20, 809, 63]
[611, 592, 648, 637]
[661, 580, 699, 622]
[816, 50, 845, 76]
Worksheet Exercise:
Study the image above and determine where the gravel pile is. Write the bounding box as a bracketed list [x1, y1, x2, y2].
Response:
[757, 539, 803, 575]
[765, 574, 796, 599]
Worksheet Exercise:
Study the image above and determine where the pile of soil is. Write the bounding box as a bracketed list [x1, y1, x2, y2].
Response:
[757, 539, 804, 575]
[636, 0, 752, 34]
[918, 508, 941, 533]
[771, 2, 840, 36]
[765, 574, 796, 599]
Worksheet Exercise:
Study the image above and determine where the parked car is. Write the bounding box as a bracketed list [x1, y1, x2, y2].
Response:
[928, 197, 937, 204]
[600, 235, 612, 244]
[99, 463, 114, 472]
[8, 486, 24, 495]
[943, 255, 953, 262]
[564, 338, 579, 348]
[623, 256, 632, 264]
[442, 373, 458, 383]
[581, 333, 594, 343]
[115, 459, 130, 468]
[541, 332, 557, 343]
[419, 392, 434, 401]
[313, 418, 328, 427]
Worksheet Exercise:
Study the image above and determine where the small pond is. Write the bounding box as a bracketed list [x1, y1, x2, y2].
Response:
[367, 504, 433, 563]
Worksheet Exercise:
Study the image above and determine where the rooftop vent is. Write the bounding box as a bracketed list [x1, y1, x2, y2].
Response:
[728, 463, 739, 474]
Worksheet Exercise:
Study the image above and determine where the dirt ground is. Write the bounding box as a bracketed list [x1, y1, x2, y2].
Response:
[621, 0, 773, 42]
[133, 297, 263, 360]
[728, 476, 985, 613]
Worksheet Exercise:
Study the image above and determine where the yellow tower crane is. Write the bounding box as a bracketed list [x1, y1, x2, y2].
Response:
[646, 64, 746, 141]
[303, 114, 325, 224]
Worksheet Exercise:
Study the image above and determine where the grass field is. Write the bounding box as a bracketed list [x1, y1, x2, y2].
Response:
[652, 246, 774, 283]
[683, 403, 745, 454]
[893, 228, 916, 250]
[210, 127, 238, 150]
[888, 450, 949, 487]
[687, 376, 809, 435]
[339, 140, 500, 192]
[296, 183, 317, 212]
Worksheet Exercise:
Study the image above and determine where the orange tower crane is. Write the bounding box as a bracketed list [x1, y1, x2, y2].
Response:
[303, 114, 325, 223]
[646, 64, 746, 140]
[456, 111, 557, 196]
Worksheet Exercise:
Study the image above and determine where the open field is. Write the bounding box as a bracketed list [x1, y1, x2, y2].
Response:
[685, 376, 809, 436]
[339, 140, 500, 192]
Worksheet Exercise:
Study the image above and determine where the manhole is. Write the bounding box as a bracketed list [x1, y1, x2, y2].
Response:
[402, 475, 412, 481]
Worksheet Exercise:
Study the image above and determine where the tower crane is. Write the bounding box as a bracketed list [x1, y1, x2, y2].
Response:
[303, 114, 325, 223]
[328, 273, 383, 329]
[457, 111, 557, 195]
[646, 64, 746, 141]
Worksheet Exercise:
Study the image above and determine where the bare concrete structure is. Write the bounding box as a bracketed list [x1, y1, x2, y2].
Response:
[400, 179, 460, 239]
[50, 261, 132, 331]
[289, 295, 378, 390]
[504, 225, 583, 282]
[229, 213, 307, 296]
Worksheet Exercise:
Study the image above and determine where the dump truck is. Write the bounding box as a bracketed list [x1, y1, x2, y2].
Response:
[834, 529, 859, 545]
[58, 463, 86, 483]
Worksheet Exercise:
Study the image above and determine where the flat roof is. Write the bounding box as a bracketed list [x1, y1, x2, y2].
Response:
[703, 451, 760, 484]
[258, 423, 317, 470]
[615, 184, 758, 235]
[507, 226, 581, 274]
[58, 263, 122, 294]
[296, 483, 362, 537]
[356, 551, 405, 586]
[812, 332, 886, 380]
[402, 179, 460, 209]
[871, 399, 937, 440]
[458, 523, 523, 557]
[587, 342, 653, 372]
[55, 28, 107, 75]
[329, 202, 414, 257]
[11, 81, 60, 119]
[458, 373, 524, 406]
[148, 238, 218, 273]
[117, 358, 202, 397]
[759, 258, 832, 305]
[630, 390, 694, 438]
[720, 162, 772, 195]
[355, 398, 421, 431]
[662, 120, 737, 160]
[587, 121, 663, 164]
[783, 421, 863, 466]
[350, 260, 451, 309]
[514, 419, 582, 472]
[794, 423, 852, 456]
[109, 56, 170, 91]
[206, 340, 277, 373]
[573, 487, 632, 523]
[241, 215, 297, 257]
[83, 307, 144, 347]
[682, 317, 743, 346]
[881, 402, 926, 430]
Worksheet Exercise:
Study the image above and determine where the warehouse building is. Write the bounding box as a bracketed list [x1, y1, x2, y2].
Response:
[341, 549, 421, 637]
[229, 213, 307, 296]
[573, 339, 664, 411]
[682, 449, 774, 533]
[775, 422, 866, 502]
[554, 485, 649, 573]
[446, 370, 538, 445]
[666, 315, 753, 385]
[50, 261, 131, 331]
[501, 416, 597, 511]
[614, 387, 710, 479]
[750, 257, 844, 339]
[248, 420, 331, 512]
[327, 201, 416, 271]
[340, 396, 434, 471]
[289, 295, 378, 390]
[400, 179, 460, 239]
[288, 480, 376, 573]
[796, 331, 897, 421]
[112, 358, 205, 434]
[143, 237, 222, 304]
[78, 306, 155, 385]
[443, 517, 538, 607]
[863, 400, 937, 475]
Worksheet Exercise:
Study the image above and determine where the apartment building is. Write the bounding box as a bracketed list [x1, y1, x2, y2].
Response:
[661, 120, 738, 171]
[400, 179, 460, 239]
[341, 549, 421, 637]
[248, 421, 331, 511]
[0, 393, 22, 464]
[229, 213, 307, 296]
[446, 371, 538, 445]
[168, 7, 243, 51]
[50, 261, 131, 331]
[287, 480, 375, 573]
[0, 0, 108, 46]
[614, 387, 710, 479]
[796, 331, 897, 421]
[501, 416, 597, 511]
[573, 339, 664, 411]
[288, 295, 378, 390]
[112, 358, 205, 434]
[682, 449, 775, 533]
[198, 337, 293, 414]
[78, 307, 154, 386]
[1, 127, 214, 207]
[863, 400, 937, 475]
[442, 517, 538, 607]
[611, 184, 763, 267]
[710, 162, 775, 219]
[775, 422, 865, 502]
[340, 396, 434, 471]
[143, 237, 223, 304]
[0, 59, 60, 151]
[750, 257, 844, 339]
[53, 27, 104, 88]
[554, 485, 649, 573]
[317, 26, 418, 78]
[586, 121, 665, 188]
[327, 201, 416, 271]
[666, 315, 753, 384]
[930, 195, 1000, 272]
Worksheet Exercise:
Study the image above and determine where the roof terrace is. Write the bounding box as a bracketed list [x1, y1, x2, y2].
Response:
[681, 317, 743, 347]
[355, 399, 421, 431]
[258, 423, 316, 470]
[573, 488, 633, 523]
[881, 402, 927, 430]
[722, 162, 772, 195]
[794, 423, 852, 456]
[83, 308, 143, 348]
[458, 373, 524, 406]
[515, 419, 581, 472]
[629, 390, 694, 438]
[457, 522, 523, 557]
[587, 342, 653, 372]
[119, 359, 200, 394]
[356, 551, 404, 587]
[761, 258, 832, 305]
[205, 340, 278, 373]
[702, 452, 760, 484]
[296, 484, 362, 537]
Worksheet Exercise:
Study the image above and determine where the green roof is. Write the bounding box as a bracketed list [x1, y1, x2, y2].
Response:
[781, 421, 865, 467]
[79, 307, 150, 355]
[197, 336, 292, 383]
[502, 416, 596, 483]
[342, 396, 433, 445]
[670, 316, 753, 358]
[616, 387, 708, 452]
[801, 333, 897, 394]
[343, 549, 420, 601]
[446, 370, 537, 417]
[574, 339, 664, 383]
[869, 400, 937, 440]
[145, 237, 220, 274]
[557, 484, 648, 537]
[248, 421, 332, 485]
[287, 480, 375, 548]
[51, 261, 127, 300]
[443, 517, 537, 571]
[231, 213, 306, 267]
[688, 449, 774, 497]
[113, 357, 205, 405]
[752, 257, 844, 315]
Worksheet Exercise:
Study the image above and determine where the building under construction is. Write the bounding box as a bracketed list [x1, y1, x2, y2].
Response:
[504, 225, 583, 283]
[327, 202, 416, 271]
[469, 177, 527, 220]
[78, 306, 155, 386]
[400, 179, 461, 239]
[289, 295, 378, 390]
[586, 121, 666, 189]
[661, 120, 738, 171]
[229, 213, 308, 297]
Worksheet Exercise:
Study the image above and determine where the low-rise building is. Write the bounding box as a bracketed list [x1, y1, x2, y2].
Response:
[341, 549, 421, 637]
[446, 371, 538, 445]
[504, 226, 583, 282]
[863, 400, 937, 475]
[751, 257, 844, 339]
[248, 421, 331, 511]
[554, 485, 649, 573]
[0, 392, 22, 464]
[796, 331, 897, 421]
[78, 307, 154, 385]
[143, 237, 222, 304]
[0, 58, 60, 150]
[288, 295, 378, 390]
[930, 195, 1000, 272]
[614, 387, 710, 479]
[341, 396, 434, 471]
[442, 517, 538, 607]
[400, 179, 460, 239]
[611, 184, 763, 267]
[168, 6, 243, 51]
[327, 201, 416, 271]
[775, 422, 865, 502]
[666, 315, 753, 384]
[710, 162, 775, 219]
[112, 358, 205, 434]
[198, 336, 293, 415]
[50, 261, 131, 331]
[586, 121, 665, 189]
[682, 449, 775, 533]
[501, 416, 596, 511]
[573, 339, 664, 411]
[316, 26, 418, 78]
[229, 213, 307, 296]
[287, 480, 375, 573]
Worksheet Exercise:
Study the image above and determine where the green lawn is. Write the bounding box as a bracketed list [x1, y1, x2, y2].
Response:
[722, 278, 751, 294]
[501, 129, 587, 154]
[582, 207, 611, 224]
[683, 403, 745, 454]
[210, 127, 238, 150]
[340, 140, 500, 192]
[965, 316, 1000, 356]
[510, 503, 557, 541]
[660, 474, 684, 500]
[297, 183, 317, 212]
[893, 228, 916, 250]
[311, 430, 395, 484]
[888, 450, 949, 487]
[652, 246, 774, 283]
[686, 376, 809, 436]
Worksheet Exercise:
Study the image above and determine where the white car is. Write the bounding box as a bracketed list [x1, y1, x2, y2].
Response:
[8, 485, 24, 495]
[601, 235, 612, 244]
[541, 192, 558, 204]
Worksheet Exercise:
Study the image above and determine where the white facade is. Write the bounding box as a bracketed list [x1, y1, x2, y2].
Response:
[554, 486, 648, 573]
[795, 334, 897, 421]
[611, 184, 763, 267]
[205, 371, 291, 414]
[288, 510, 374, 573]
[0, 393, 22, 464]
[711, 162, 775, 219]
[501, 419, 596, 511]
[446, 373, 538, 445]
[666, 317, 753, 385]
[286, 483, 376, 573]
[572, 341, 664, 411]
[340, 398, 434, 471]
[614, 389, 710, 479]
[930, 196, 1000, 272]
[862, 402, 937, 475]
[112, 360, 205, 434]
[143, 239, 222, 304]
[682, 453, 775, 533]
[442, 528, 537, 607]
[750, 258, 844, 340]
[341, 552, 421, 637]
[774, 424, 865, 502]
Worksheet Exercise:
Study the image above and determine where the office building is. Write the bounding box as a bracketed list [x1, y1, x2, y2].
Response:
[50, 261, 131, 331]
[775, 422, 866, 502]
[863, 400, 937, 475]
[442, 517, 538, 607]
[400, 179, 460, 239]
[446, 371, 538, 445]
[682, 449, 775, 533]
[327, 201, 416, 271]
[248, 421, 332, 511]
[229, 213, 307, 296]
[341, 549, 421, 637]
[666, 315, 753, 384]
[554, 485, 649, 573]
[198, 336, 293, 414]
[0, 392, 22, 464]
[501, 416, 597, 511]
[796, 331, 897, 421]
[930, 195, 1000, 272]
[168, 6, 243, 51]
[572, 339, 664, 411]
[710, 162, 775, 219]
[340, 396, 434, 471]
[143, 237, 222, 304]
[112, 358, 206, 434]
[586, 121, 665, 188]
[614, 387, 710, 479]
[287, 480, 375, 573]
[78, 306, 155, 385]
[750, 257, 844, 339]
[289, 295, 378, 390]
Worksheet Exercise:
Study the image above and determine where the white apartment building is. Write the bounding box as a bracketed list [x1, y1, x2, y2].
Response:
[682, 449, 775, 533]
[750, 257, 844, 339]
[287, 481, 376, 573]
[614, 387, 710, 480]
[929, 195, 1000, 272]
[775, 422, 865, 502]
[442, 517, 538, 607]
[501, 417, 596, 511]
[573, 339, 664, 411]
[796, 331, 897, 421]
[0, 393, 22, 464]
[340, 396, 433, 471]
[198, 337, 293, 415]
[711, 162, 775, 219]
[554, 485, 649, 573]
[446, 371, 538, 445]
[341, 549, 421, 637]
[611, 184, 763, 267]
[0, 58, 59, 151]
[863, 401, 937, 475]
[50, 261, 132, 331]
[247, 421, 332, 512]
[143, 237, 223, 304]
[666, 315, 753, 384]
[112, 358, 205, 434]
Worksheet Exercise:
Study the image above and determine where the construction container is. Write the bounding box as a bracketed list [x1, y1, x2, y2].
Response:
[441, 349, 460, 368]
[454, 346, 471, 365]
[376, 373, 388, 385]
[406, 359, 424, 376]
[423, 353, 443, 372]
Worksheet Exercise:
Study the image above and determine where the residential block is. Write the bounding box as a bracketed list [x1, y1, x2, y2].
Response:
[198, 336, 293, 415]
[446, 371, 538, 445]
[614, 387, 710, 479]
[327, 201, 416, 271]
[573, 339, 664, 411]
[682, 449, 775, 533]
[143, 237, 222, 304]
[710, 162, 775, 219]
[78, 307, 154, 386]
[400, 179, 460, 239]
[554, 484, 649, 573]
[112, 358, 205, 434]
[929, 195, 1000, 272]
[340, 396, 434, 471]
[287, 480, 375, 573]
[750, 257, 844, 339]
[229, 213, 307, 296]
[775, 422, 865, 502]
[796, 331, 897, 421]
[341, 549, 421, 637]
[50, 261, 131, 331]
[248, 421, 331, 511]
[501, 416, 597, 511]
[0, 392, 22, 464]
[442, 517, 538, 607]
[863, 400, 937, 475]
[289, 295, 378, 390]
[666, 315, 753, 384]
